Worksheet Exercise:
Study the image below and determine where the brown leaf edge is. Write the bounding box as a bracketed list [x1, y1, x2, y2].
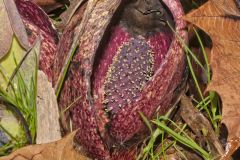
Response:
[0, 0, 13, 58]
[0, 131, 90, 160]
[4, 0, 30, 50]
[180, 94, 224, 158]
[184, 0, 240, 158]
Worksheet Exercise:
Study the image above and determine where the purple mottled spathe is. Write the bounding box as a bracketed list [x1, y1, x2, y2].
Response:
[15, 0, 58, 82]
[57, 0, 188, 159]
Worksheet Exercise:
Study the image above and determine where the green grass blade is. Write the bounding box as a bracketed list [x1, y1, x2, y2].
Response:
[153, 120, 211, 160]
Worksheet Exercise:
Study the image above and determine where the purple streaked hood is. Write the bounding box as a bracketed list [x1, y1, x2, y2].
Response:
[56, 0, 188, 159]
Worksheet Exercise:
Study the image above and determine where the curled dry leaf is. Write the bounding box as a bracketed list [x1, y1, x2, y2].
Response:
[180, 95, 224, 158]
[4, 0, 30, 50]
[0, 0, 30, 58]
[0, 0, 13, 58]
[0, 131, 90, 160]
[184, 0, 240, 158]
[36, 71, 61, 144]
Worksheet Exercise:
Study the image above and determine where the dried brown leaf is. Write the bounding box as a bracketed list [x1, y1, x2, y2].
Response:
[0, 0, 13, 58]
[36, 71, 61, 144]
[180, 95, 224, 158]
[0, 131, 90, 160]
[4, 0, 29, 50]
[184, 0, 240, 158]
